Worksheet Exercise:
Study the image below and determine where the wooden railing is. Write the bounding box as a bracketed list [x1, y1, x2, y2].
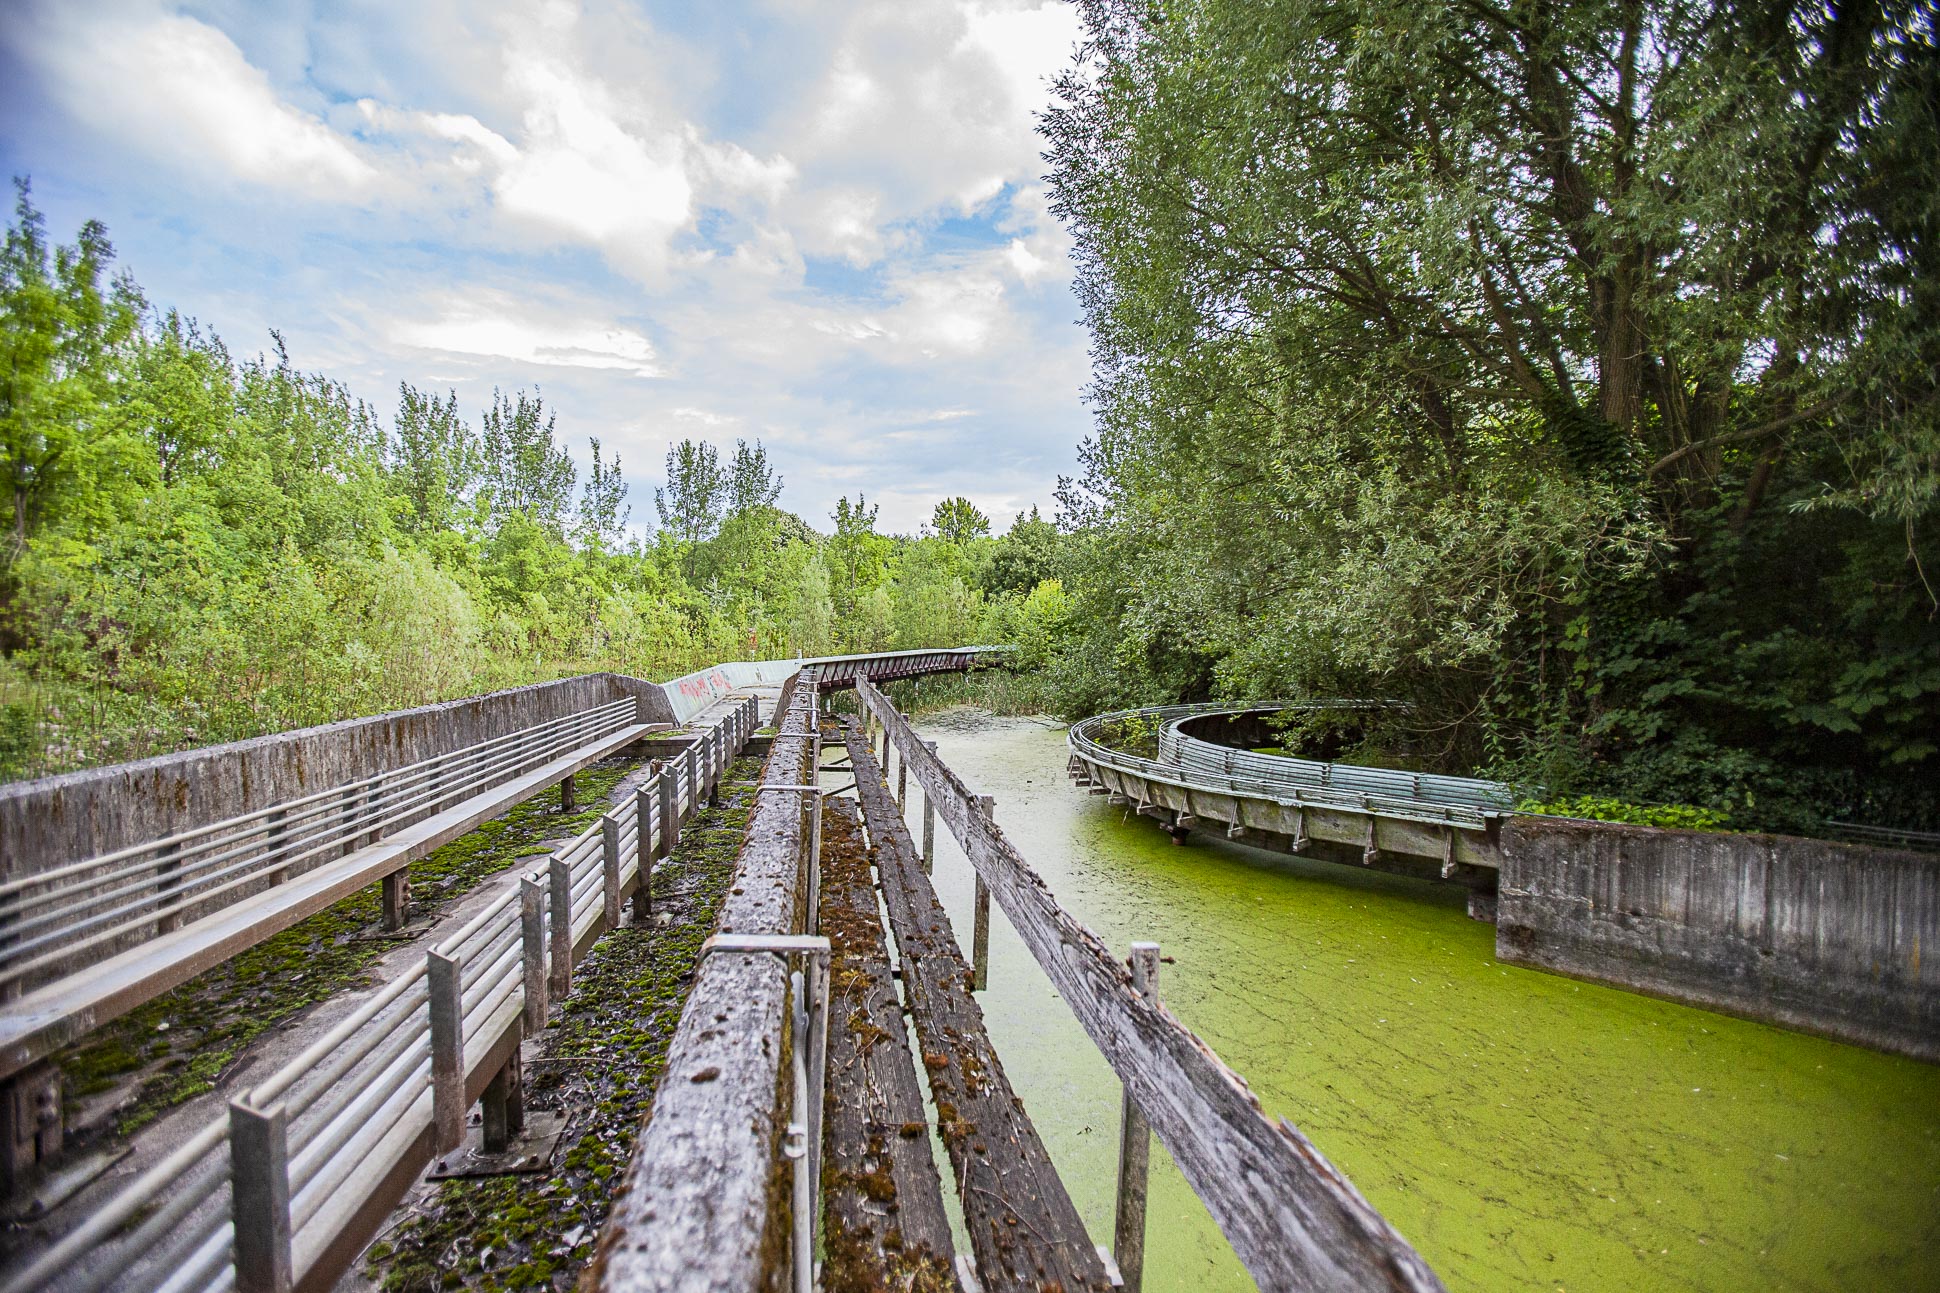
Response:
[855, 676, 1446, 1293]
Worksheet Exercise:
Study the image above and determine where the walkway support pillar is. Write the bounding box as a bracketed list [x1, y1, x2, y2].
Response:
[1114, 942, 1161, 1293]
[972, 794, 994, 991]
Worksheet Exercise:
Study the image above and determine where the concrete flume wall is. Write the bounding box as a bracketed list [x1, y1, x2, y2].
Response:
[1497, 816, 1940, 1062]
[0, 672, 676, 879]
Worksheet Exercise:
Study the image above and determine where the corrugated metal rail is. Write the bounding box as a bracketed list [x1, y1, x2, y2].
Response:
[3, 698, 760, 1293]
[1069, 704, 1515, 831]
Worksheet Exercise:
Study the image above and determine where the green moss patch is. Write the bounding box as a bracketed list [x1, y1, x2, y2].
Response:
[365, 757, 757, 1293]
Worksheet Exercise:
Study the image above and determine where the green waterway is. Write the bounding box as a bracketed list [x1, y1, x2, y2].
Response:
[903, 710, 1940, 1293]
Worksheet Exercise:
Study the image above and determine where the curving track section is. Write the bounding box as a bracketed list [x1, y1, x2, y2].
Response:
[1067, 703, 1515, 879]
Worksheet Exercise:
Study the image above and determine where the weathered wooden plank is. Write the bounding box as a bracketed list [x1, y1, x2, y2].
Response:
[856, 678, 1446, 1293]
[842, 720, 1111, 1293]
[590, 685, 815, 1293]
[818, 794, 960, 1293]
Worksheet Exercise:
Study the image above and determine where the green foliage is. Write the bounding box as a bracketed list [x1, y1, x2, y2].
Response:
[929, 495, 990, 544]
[0, 185, 1080, 778]
[1038, 0, 1940, 832]
[1521, 796, 1733, 833]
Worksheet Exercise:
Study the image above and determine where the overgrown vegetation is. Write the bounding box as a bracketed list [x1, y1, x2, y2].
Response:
[0, 181, 1067, 779]
[364, 757, 755, 1292]
[1038, 0, 1940, 834]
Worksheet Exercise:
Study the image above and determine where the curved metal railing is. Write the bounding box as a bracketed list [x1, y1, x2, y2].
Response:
[1069, 703, 1515, 831]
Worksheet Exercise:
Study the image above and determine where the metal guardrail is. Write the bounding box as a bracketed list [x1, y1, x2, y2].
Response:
[0, 699, 639, 997]
[4, 697, 760, 1293]
[1069, 703, 1515, 831]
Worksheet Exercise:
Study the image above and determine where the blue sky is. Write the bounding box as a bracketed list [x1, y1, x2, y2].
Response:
[0, 0, 1092, 536]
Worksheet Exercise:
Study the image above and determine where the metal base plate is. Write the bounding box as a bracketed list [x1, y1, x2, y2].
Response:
[427, 1111, 568, 1179]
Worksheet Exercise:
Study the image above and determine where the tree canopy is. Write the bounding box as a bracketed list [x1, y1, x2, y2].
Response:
[1041, 0, 1940, 829]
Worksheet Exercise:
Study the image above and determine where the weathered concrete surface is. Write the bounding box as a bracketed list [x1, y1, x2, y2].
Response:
[0, 674, 676, 880]
[1497, 817, 1940, 1063]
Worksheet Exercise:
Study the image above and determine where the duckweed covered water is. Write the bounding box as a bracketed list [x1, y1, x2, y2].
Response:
[909, 711, 1940, 1293]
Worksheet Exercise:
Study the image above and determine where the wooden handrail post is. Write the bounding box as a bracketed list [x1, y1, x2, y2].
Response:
[683, 743, 700, 823]
[428, 950, 464, 1153]
[230, 1096, 293, 1293]
[1114, 942, 1162, 1293]
[921, 741, 938, 872]
[560, 771, 577, 815]
[661, 762, 682, 856]
[521, 874, 548, 1033]
[972, 795, 994, 991]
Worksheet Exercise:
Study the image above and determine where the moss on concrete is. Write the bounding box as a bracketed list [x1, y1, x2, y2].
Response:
[57, 758, 639, 1141]
[364, 757, 758, 1293]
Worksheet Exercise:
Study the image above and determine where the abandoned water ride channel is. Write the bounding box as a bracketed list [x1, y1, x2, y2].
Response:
[904, 708, 1940, 1293]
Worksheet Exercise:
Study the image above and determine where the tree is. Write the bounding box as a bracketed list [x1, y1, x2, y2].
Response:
[389, 383, 477, 534]
[726, 438, 782, 516]
[1042, 0, 1940, 826]
[480, 388, 574, 536]
[829, 493, 883, 612]
[0, 180, 141, 590]
[655, 438, 725, 544]
[579, 437, 630, 551]
[930, 495, 991, 544]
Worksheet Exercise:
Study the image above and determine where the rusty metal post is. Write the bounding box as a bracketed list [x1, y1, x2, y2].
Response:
[482, 1049, 524, 1153]
[381, 871, 411, 932]
[1114, 942, 1162, 1292]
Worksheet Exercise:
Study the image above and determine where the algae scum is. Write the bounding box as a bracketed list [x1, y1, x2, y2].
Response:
[910, 711, 1940, 1293]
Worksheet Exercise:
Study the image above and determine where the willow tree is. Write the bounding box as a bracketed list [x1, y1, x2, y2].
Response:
[1044, 0, 1939, 824]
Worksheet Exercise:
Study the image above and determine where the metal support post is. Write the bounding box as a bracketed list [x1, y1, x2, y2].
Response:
[155, 840, 183, 935]
[560, 771, 576, 815]
[709, 727, 723, 807]
[972, 795, 994, 991]
[1114, 942, 1161, 1293]
[381, 870, 411, 931]
[601, 814, 623, 931]
[702, 934, 831, 1293]
[230, 1097, 293, 1293]
[521, 875, 548, 1033]
[660, 763, 681, 856]
[482, 1049, 524, 1154]
[429, 951, 465, 1153]
[633, 786, 654, 921]
[548, 855, 573, 998]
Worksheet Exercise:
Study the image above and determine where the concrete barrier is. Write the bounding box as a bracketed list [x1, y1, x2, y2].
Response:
[0, 673, 675, 881]
[1497, 817, 1940, 1062]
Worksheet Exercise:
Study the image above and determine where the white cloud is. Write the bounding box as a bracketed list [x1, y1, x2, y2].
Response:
[388, 299, 663, 377]
[24, 8, 376, 198]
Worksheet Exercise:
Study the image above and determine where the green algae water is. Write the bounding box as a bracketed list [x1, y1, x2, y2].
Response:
[905, 710, 1940, 1293]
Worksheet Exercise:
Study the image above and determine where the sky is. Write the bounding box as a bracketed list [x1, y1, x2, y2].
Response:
[0, 0, 1094, 538]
